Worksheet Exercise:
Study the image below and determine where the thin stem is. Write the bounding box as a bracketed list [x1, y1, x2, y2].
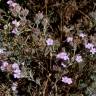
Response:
[45, 0, 48, 16]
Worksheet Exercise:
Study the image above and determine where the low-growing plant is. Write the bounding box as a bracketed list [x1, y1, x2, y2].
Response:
[0, 0, 96, 96]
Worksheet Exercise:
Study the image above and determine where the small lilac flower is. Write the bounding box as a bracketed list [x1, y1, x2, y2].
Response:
[11, 82, 17, 91]
[56, 52, 69, 61]
[66, 37, 73, 42]
[11, 3, 18, 7]
[14, 69, 21, 74]
[79, 33, 86, 38]
[7, 0, 17, 8]
[2, 61, 8, 67]
[46, 38, 53, 46]
[85, 43, 94, 49]
[61, 62, 67, 68]
[62, 76, 72, 84]
[13, 73, 21, 78]
[90, 48, 96, 54]
[0, 66, 5, 71]
[12, 20, 20, 27]
[12, 63, 19, 70]
[12, 63, 21, 78]
[7, 0, 13, 5]
[13, 68, 21, 78]
[0, 61, 8, 71]
[75, 55, 83, 63]
[12, 28, 18, 34]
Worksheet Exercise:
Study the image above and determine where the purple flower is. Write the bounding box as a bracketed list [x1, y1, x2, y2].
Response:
[75, 55, 83, 63]
[56, 52, 69, 61]
[62, 76, 72, 84]
[85, 43, 96, 54]
[13, 69, 21, 78]
[7, 0, 13, 5]
[66, 37, 73, 42]
[14, 69, 21, 74]
[12, 20, 20, 27]
[0, 61, 8, 71]
[12, 28, 18, 34]
[12, 63, 19, 70]
[7, 0, 17, 7]
[11, 82, 17, 91]
[11, 3, 18, 7]
[12, 63, 21, 78]
[13, 73, 21, 78]
[90, 48, 96, 54]
[46, 38, 53, 46]
[2, 61, 8, 67]
[61, 62, 67, 68]
[79, 33, 86, 38]
[85, 43, 94, 49]
[0, 66, 5, 71]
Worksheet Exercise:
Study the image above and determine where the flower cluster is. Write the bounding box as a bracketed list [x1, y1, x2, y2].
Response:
[85, 43, 94, 49]
[0, 61, 21, 79]
[12, 63, 21, 79]
[11, 19, 20, 35]
[12, 20, 20, 28]
[7, 0, 21, 16]
[0, 61, 8, 71]
[7, 0, 17, 7]
[85, 43, 96, 54]
[56, 52, 69, 61]
[62, 76, 72, 84]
